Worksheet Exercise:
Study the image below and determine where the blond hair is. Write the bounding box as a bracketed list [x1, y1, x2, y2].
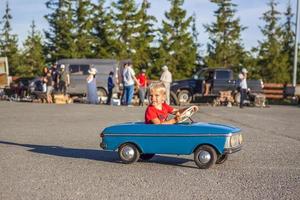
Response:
[149, 82, 166, 95]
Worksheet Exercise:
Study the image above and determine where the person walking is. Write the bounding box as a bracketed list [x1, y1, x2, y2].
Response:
[106, 71, 115, 105]
[160, 65, 172, 104]
[86, 67, 99, 104]
[136, 69, 148, 106]
[239, 68, 248, 108]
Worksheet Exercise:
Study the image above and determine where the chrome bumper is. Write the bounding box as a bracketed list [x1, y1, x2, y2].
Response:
[224, 145, 242, 154]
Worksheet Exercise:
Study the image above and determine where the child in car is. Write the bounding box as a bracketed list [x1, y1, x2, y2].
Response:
[145, 82, 198, 124]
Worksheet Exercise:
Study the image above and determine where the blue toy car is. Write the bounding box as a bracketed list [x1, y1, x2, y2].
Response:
[100, 107, 242, 169]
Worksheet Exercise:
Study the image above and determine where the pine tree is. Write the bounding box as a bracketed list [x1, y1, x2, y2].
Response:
[91, 0, 116, 58]
[131, 0, 156, 71]
[256, 0, 290, 83]
[154, 0, 197, 79]
[281, 0, 295, 82]
[111, 0, 138, 59]
[191, 13, 202, 67]
[44, 0, 76, 61]
[0, 1, 20, 76]
[204, 0, 246, 74]
[73, 0, 94, 58]
[19, 21, 45, 76]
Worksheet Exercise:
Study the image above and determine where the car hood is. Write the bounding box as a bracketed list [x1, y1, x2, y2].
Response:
[102, 122, 240, 135]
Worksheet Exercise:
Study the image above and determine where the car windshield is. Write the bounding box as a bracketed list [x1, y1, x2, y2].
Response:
[194, 69, 212, 80]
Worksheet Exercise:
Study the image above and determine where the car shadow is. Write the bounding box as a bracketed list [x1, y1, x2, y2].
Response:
[0, 140, 196, 169]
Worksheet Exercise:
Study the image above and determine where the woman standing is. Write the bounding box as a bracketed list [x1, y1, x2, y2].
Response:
[86, 67, 98, 104]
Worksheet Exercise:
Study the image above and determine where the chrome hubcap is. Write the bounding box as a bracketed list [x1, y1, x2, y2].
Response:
[179, 94, 189, 103]
[122, 146, 135, 160]
[198, 151, 211, 163]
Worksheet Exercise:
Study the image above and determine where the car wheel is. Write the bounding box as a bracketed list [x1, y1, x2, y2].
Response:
[216, 154, 228, 164]
[118, 143, 140, 164]
[139, 153, 155, 161]
[178, 90, 192, 105]
[194, 145, 217, 169]
[97, 88, 107, 103]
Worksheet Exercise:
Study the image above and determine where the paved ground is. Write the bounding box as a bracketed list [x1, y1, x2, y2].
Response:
[0, 101, 299, 200]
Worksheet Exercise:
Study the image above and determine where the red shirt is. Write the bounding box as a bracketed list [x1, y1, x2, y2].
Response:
[137, 73, 147, 87]
[145, 103, 174, 124]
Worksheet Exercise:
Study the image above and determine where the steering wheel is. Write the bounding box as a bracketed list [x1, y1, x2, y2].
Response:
[178, 106, 199, 123]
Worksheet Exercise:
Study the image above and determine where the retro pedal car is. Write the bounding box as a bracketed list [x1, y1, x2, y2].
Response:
[100, 106, 242, 169]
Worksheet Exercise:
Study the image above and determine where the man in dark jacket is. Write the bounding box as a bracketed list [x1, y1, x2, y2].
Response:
[107, 71, 115, 105]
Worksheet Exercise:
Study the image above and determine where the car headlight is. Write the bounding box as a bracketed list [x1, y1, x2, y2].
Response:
[224, 133, 242, 148]
[230, 135, 239, 147]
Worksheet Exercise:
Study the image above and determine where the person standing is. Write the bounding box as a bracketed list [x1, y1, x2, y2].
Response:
[160, 65, 172, 104]
[51, 63, 59, 91]
[106, 71, 115, 105]
[58, 64, 70, 95]
[45, 69, 54, 103]
[86, 67, 98, 104]
[239, 68, 248, 108]
[136, 69, 148, 106]
[122, 63, 139, 106]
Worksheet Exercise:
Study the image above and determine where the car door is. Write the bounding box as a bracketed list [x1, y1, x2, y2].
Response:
[194, 69, 209, 94]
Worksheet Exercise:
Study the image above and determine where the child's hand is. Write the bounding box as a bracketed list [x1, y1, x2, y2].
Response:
[174, 112, 181, 123]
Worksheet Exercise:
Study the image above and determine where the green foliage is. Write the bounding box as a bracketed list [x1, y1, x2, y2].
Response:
[73, 0, 94, 58]
[153, 0, 197, 79]
[256, 0, 290, 83]
[91, 0, 116, 58]
[281, 1, 295, 82]
[204, 0, 247, 74]
[44, 0, 76, 61]
[0, 0, 297, 83]
[20, 21, 45, 76]
[111, 0, 139, 59]
[131, 0, 157, 71]
[191, 13, 202, 67]
[0, 1, 20, 76]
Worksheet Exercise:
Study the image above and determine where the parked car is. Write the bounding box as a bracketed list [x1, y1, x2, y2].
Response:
[170, 68, 263, 105]
[57, 59, 119, 100]
[100, 107, 242, 169]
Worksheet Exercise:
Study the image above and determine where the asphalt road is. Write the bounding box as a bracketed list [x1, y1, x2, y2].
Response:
[0, 102, 299, 200]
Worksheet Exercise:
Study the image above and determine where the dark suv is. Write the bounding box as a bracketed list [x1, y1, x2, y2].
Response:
[170, 68, 263, 105]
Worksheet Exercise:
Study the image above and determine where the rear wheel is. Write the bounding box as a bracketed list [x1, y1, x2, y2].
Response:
[178, 90, 192, 105]
[118, 143, 140, 164]
[194, 145, 217, 169]
[139, 153, 155, 161]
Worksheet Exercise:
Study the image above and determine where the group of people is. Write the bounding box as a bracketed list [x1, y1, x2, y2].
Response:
[111, 63, 173, 107]
[40, 61, 250, 123]
[42, 63, 70, 103]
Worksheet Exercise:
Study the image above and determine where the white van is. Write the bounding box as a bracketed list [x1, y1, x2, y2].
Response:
[57, 59, 119, 100]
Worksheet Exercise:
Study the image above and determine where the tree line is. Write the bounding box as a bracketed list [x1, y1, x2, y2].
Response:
[0, 0, 298, 83]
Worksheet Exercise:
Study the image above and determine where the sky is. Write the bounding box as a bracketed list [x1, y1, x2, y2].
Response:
[0, 0, 296, 52]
